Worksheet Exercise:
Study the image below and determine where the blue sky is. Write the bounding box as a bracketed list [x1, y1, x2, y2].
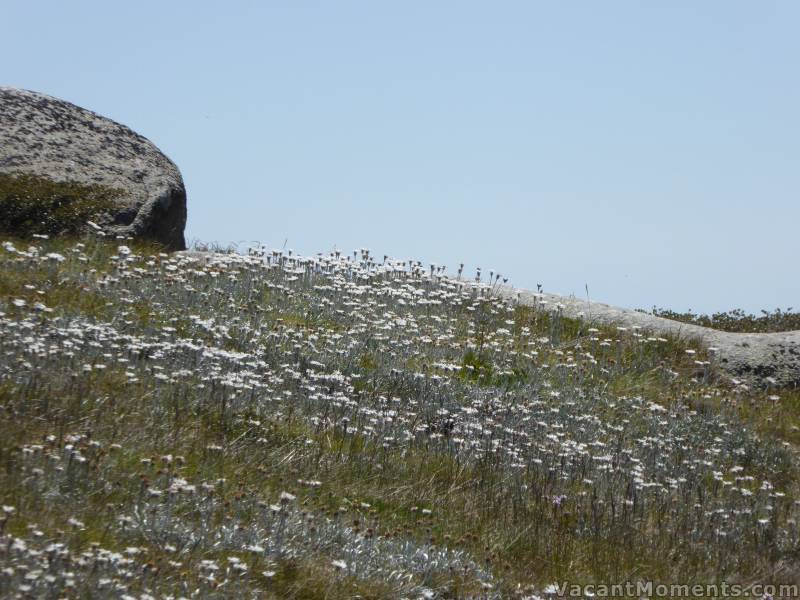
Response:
[3, 1, 798, 313]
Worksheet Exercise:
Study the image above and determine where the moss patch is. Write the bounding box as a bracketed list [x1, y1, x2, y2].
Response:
[0, 172, 125, 238]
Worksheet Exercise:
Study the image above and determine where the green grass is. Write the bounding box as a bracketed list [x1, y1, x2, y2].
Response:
[0, 172, 125, 239]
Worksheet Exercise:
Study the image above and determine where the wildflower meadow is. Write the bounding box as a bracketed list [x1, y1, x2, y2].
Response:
[1, 235, 798, 598]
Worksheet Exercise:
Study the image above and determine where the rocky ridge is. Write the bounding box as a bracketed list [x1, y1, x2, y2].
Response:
[496, 285, 800, 389]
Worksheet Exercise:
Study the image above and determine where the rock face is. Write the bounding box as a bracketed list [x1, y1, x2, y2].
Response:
[493, 285, 800, 390]
[0, 87, 186, 250]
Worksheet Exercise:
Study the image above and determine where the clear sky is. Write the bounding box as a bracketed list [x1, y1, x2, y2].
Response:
[3, 1, 798, 313]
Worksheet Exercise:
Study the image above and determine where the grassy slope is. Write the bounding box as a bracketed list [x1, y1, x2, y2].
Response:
[1, 236, 798, 598]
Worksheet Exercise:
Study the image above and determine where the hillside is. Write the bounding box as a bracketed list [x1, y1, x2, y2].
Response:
[1, 235, 799, 598]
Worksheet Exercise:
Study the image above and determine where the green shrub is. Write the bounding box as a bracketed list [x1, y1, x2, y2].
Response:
[0, 172, 124, 238]
[645, 306, 800, 333]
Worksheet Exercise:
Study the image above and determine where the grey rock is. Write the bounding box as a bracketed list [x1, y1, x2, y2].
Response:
[492, 285, 800, 390]
[0, 86, 186, 249]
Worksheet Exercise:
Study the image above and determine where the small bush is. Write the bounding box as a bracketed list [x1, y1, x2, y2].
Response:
[0, 172, 124, 238]
[646, 306, 800, 333]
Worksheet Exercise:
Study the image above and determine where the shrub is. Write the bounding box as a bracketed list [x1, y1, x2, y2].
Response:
[0, 172, 124, 238]
[646, 306, 800, 333]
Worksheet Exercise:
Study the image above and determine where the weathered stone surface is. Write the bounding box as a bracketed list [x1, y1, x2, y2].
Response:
[492, 285, 800, 390]
[0, 87, 186, 249]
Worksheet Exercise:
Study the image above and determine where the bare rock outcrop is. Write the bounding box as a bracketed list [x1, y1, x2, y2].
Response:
[496, 286, 800, 389]
[0, 87, 186, 249]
